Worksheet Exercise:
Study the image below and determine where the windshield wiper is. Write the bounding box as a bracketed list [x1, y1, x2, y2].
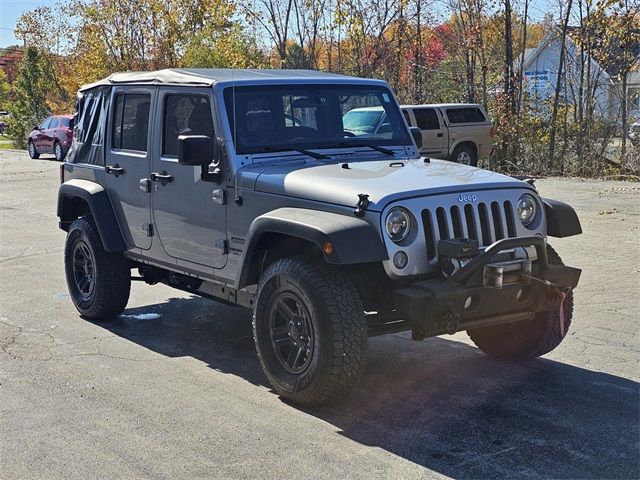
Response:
[320, 142, 395, 156]
[261, 146, 330, 160]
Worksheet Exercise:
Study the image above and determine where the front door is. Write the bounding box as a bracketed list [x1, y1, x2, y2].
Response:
[105, 87, 154, 250]
[150, 87, 227, 268]
[34, 117, 51, 151]
[412, 107, 446, 157]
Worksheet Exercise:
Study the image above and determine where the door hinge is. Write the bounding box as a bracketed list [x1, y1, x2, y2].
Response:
[212, 189, 226, 205]
[142, 223, 154, 237]
[214, 239, 228, 254]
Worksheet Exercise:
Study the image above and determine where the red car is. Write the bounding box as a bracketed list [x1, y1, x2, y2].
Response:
[28, 115, 73, 161]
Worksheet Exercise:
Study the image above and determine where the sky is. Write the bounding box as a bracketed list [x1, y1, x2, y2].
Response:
[0, 0, 56, 48]
[0, 0, 555, 49]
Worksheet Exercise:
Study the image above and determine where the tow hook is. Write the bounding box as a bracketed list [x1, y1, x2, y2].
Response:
[353, 193, 370, 217]
[445, 310, 460, 335]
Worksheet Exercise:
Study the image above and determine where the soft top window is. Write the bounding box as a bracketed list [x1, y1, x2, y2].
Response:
[163, 94, 213, 157]
[445, 107, 486, 124]
[112, 93, 150, 152]
[67, 85, 111, 165]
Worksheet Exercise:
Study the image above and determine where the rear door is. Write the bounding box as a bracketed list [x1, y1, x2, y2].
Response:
[104, 87, 155, 250]
[150, 87, 227, 268]
[413, 107, 446, 157]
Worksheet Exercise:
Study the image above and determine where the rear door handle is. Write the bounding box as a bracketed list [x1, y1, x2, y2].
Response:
[150, 171, 174, 183]
[105, 164, 125, 176]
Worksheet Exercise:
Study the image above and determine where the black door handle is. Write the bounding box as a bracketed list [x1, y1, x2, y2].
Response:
[150, 171, 174, 183]
[437, 133, 443, 137]
[105, 164, 125, 176]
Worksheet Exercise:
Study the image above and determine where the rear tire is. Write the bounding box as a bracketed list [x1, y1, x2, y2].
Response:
[64, 216, 131, 320]
[253, 257, 367, 406]
[451, 144, 477, 166]
[54, 141, 65, 161]
[467, 245, 573, 360]
[28, 140, 39, 159]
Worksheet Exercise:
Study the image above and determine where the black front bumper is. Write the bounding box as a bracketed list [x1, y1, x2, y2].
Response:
[393, 237, 581, 339]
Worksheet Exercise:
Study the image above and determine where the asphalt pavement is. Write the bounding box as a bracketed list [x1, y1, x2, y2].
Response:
[1, 150, 638, 479]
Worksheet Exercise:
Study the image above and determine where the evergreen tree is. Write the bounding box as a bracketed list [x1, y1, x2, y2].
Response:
[7, 46, 51, 149]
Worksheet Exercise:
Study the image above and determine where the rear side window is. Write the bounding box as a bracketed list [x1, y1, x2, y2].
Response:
[112, 93, 151, 152]
[163, 94, 214, 157]
[61, 117, 72, 128]
[413, 108, 440, 130]
[445, 107, 486, 124]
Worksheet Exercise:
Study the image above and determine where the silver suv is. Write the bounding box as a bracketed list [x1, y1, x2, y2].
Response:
[57, 69, 582, 405]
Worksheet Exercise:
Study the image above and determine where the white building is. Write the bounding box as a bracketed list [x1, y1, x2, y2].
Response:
[521, 27, 640, 122]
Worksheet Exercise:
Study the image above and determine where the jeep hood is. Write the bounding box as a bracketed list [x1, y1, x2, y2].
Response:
[248, 158, 530, 211]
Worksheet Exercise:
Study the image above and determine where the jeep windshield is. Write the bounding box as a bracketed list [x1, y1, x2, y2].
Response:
[223, 84, 411, 155]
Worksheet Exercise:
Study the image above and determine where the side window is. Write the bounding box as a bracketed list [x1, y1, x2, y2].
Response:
[112, 93, 151, 152]
[163, 94, 214, 157]
[61, 117, 72, 128]
[445, 107, 486, 124]
[413, 108, 440, 130]
[402, 109, 412, 126]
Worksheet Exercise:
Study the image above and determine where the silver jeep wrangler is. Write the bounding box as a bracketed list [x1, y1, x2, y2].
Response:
[58, 69, 582, 405]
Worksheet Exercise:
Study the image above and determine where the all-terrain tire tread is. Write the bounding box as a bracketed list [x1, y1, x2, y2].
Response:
[65, 216, 131, 320]
[467, 245, 573, 360]
[253, 257, 367, 406]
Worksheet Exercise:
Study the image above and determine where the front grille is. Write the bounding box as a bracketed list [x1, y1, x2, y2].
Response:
[422, 201, 517, 261]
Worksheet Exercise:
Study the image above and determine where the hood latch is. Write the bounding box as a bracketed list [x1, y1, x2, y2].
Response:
[354, 193, 370, 217]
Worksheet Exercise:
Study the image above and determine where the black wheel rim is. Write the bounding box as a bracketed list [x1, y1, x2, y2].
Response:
[72, 240, 96, 301]
[268, 292, 315, 374]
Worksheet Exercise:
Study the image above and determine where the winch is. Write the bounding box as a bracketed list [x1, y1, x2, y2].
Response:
[438, 238, 538, 288]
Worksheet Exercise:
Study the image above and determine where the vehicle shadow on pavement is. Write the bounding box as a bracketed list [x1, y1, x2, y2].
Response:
[106, 296, 639, 479]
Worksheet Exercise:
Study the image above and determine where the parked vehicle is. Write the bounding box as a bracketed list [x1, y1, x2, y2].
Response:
[401, 104, 494, 166]
[629, 121, 640, 146]
[28, 115, 74, 161]
[57, 69, 582, 406]
[0, 120, 6, 135]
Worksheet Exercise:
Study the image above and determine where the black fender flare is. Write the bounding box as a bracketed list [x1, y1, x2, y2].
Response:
[236, 208, 388, 289]
[57, 179, 127, 252]
[543, 198, 582, 238]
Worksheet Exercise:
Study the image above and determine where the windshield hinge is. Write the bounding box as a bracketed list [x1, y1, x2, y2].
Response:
[354, 193, 370, 218]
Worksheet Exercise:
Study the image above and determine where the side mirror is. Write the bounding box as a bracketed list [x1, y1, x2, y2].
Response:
[177, 134, 222, 183]
[409, 127, 422, 150]
[33, 125, 39, 131]
[177, 135, 212, 166]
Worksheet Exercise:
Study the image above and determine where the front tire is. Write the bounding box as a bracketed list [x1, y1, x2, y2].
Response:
[467, 245, 573, 360]
[28, 140, 40, 159]
[64, 217, 131, 320]
[253, 257, 367, 406]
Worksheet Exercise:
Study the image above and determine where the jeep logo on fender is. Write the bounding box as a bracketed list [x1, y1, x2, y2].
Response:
[458, 193, 478, 202]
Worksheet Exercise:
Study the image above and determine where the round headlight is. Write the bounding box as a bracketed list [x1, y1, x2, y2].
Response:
[385, 207, 411, 242]
[517, 194, 538, 226]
